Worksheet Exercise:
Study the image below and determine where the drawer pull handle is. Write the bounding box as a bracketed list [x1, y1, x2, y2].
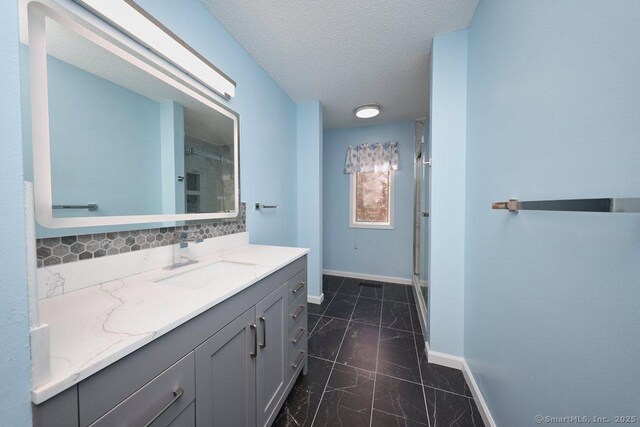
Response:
[292, 282, 305, 294]
[250, 324, 257, 358]
[291, 327, 305, 344]
[291, 350, 306, 369]
[291, 305, 305, 319]
[259, 316, 266, 349]
[143, 387, 184, 427]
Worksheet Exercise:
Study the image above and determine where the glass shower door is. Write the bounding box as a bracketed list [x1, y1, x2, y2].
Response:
[412, 120, 430, 339]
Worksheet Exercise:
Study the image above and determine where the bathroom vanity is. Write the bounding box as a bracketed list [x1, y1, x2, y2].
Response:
[20, 1, 311, 425]
[33, 245, 308, 427]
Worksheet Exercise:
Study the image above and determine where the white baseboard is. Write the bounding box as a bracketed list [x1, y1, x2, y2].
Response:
[322, 269, 411, 285]
[425, 341, 464, 369]
[423, 341, 496, 427]
[462, 359, 496, 427]
[307, 293, 324, 305]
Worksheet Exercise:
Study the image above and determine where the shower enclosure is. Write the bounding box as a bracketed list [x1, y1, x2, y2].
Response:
[412, 119, 430, 340]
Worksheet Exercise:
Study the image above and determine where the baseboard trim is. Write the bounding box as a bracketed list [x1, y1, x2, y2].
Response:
[424, 341, 496, 427]
[462, 359, 496, 427]
[307, 293, 324, 305]
[425, 341, 464, 369]
[322, 269, 411, 285]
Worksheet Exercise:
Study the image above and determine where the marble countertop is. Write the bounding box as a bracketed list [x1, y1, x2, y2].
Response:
[32, 244, 308, 404]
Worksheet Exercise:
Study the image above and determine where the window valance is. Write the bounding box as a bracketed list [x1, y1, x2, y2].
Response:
[344, 141, 400, 174]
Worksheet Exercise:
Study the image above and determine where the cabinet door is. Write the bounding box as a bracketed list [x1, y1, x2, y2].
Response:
[195, 307, 257, 427]
[255, 284, 288, 427]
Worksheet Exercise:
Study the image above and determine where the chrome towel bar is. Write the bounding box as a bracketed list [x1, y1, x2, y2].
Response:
[492, 198, 640, 213]
[255, 203, 279, 210]
[53, 204, 98, 211]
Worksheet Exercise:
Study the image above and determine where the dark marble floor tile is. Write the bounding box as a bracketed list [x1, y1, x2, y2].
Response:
[373, 374, 428, 424]
[351, 297, 382, 326]
[358, 280, 384, 299]
[337, 277, 362, 296]
[406, 285, 416, 305]
[377, 327, 421, 383]
[414, 333, 428, 377]
[307, 292, 335, 316]
[313, 364, 375, 427]
[383, 283, 409, 303]
[273, 357, 333, 427]
[381, 300, 412, 332]
[470, 397, 484, 425]
[424, 387, 484, 427]
[415, 335, 470, 397]
[408, 303, 422, 335]
[323, 294, 358, 320]
[308, 314, 322, 334]
[324, 276, 344, 293]
[336, 322, 380, 371]
[371, 410, 428, 426]
[308, 316, 349, 361]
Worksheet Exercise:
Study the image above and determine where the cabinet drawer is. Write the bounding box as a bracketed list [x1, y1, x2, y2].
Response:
[288, 295, 307, 332]
[288, 324, 307, 357]
[288, 343, 307, 373]
[287, 337, 306, 383]
[287, 270, 307, 305]
[89, 352, 195, 427]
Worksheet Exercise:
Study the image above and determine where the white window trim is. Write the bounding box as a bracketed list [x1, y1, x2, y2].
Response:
[349, 171, 395, 230]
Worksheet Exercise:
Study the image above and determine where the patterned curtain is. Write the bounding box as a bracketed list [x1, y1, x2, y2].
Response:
[344, 141, 400, 174]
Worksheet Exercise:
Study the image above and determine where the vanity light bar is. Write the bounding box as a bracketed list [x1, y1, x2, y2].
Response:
[73, 0, 236, 99]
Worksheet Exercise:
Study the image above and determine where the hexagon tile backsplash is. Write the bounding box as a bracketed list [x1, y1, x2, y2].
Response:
[36, 203, 247, 267]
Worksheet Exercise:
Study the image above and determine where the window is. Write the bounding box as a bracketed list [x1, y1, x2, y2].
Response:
[349, 171, 394, 229]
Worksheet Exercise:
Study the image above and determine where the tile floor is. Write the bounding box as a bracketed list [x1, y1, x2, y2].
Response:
[273, 275, 484, 427]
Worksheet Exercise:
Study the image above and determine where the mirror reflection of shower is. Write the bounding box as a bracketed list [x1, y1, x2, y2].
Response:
[184, 137, 234, 214]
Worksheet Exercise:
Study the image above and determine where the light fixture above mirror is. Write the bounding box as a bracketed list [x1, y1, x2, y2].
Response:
[72, 0, 236, 100]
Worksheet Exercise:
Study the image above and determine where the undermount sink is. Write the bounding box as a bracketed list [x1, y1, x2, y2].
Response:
[155, 261, 257, 290]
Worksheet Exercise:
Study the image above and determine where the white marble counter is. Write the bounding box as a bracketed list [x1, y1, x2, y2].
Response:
[32, 244, 308, 404]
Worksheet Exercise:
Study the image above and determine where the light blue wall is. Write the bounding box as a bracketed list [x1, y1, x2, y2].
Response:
[136, 0, 298, 247]
[0, 0, 32, 424]
[160, 100, 185, 216]
[428, 30, 468, 357]
[47, 56, 162, 217]
[21, 51, 168, 237]
[323, 122, 414, 280]
[464, 0, 640, 424]
[296, 102, 323, 298]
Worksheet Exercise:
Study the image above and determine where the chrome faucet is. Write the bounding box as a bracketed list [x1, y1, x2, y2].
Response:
[166, 231, 203, 269]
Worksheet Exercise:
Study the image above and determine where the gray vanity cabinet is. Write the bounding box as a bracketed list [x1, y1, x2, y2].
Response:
[195, 307, 257, 426]
[255, 284, 288, 427]
[32, 256, 307, 427]
[195, 283, 290, 427]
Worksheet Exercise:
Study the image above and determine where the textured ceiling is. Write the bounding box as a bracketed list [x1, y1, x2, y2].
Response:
[200, 0, 478, 129]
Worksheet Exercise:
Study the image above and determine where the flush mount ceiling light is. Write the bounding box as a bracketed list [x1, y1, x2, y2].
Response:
[354, 104, 381, 119]
[73, 0, 236, 99]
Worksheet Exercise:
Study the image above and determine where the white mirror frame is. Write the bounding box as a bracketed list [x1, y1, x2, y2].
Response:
[27, 1, 240, 229]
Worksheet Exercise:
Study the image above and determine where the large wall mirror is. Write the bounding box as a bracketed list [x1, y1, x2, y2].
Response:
[20, 1, 240, 238]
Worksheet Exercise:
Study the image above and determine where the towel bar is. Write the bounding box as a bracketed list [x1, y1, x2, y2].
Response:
[492, 198, 640, 213]
[255, 203, 279, 210]
[53, 204, 98, 211]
